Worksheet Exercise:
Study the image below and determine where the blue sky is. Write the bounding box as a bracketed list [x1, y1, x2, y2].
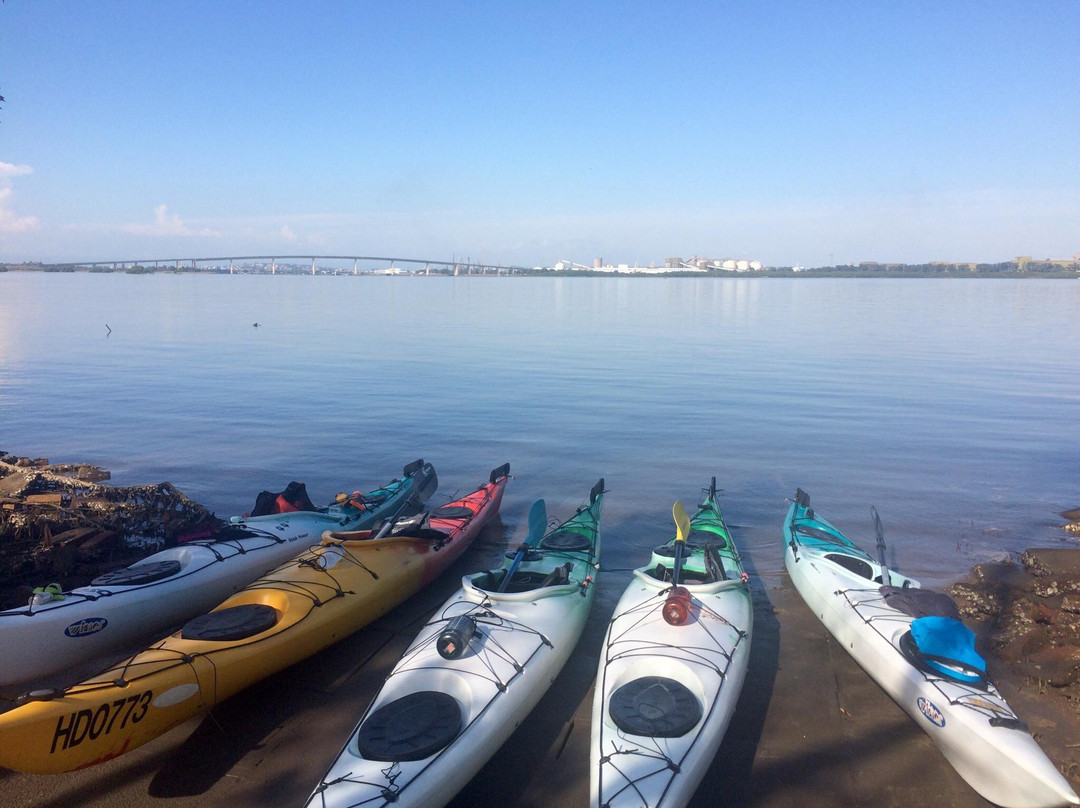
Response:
[1, 0, 1077, 267]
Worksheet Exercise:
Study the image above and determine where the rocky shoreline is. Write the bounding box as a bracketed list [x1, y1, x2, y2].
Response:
[948, 547, 1080, 789]
[0, 453, 217, 610]
[1, 453, 1078, 803]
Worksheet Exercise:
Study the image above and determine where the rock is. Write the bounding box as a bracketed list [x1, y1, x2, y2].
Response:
[1034, 579, 1063, 598]
[1063, 594, 1080, 615]
[1, 451, 217, 610]
[950, 581, 1003, 619]
[1061, 508, 1080, 522]
[76, 465, 110, 483]
[1023, 549, 1080, 578]
[0, 472, 30, 496]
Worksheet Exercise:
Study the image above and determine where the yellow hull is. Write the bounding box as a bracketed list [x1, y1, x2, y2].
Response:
[0, 472, 506, 774]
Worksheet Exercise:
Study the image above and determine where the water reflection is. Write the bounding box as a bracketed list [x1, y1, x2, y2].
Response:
[0, 273, 1077, 591]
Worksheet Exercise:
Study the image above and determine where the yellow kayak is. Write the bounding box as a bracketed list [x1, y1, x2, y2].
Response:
[0, 464, 509, 775]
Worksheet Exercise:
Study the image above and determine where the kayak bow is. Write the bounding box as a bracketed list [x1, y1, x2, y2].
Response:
[308, 478, 605, 808]
[0, 465, 507, 775]
[592, 478, 752, 808]
[784, 489, 1079, 808]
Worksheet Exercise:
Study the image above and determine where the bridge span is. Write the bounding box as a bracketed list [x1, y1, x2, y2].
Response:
[47, 254, 533, 275]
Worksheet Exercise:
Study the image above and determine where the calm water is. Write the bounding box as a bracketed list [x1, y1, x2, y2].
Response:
[1, 272, 1078, 600]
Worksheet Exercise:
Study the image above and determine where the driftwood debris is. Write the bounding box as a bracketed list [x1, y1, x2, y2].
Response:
[0, 453, 217, 609]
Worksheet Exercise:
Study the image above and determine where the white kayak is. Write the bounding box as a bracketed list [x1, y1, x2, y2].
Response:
[0, 460, 437, 697]
[784, 488, 1079, 808]
[307, 479, 605, 808]
[592, 479, 753, 808]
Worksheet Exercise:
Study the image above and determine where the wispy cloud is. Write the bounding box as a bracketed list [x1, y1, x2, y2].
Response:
[0, 162, 34, 179]
[122, 204, 220, 237]
[0, 164, 40, 233]
[280, 225, 297, 242]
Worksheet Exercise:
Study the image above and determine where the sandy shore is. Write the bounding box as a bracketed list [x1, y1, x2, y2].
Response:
[4, 547, 1077, 808]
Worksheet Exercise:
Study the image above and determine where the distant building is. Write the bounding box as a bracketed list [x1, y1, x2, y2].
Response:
[552, 255, 762, 274]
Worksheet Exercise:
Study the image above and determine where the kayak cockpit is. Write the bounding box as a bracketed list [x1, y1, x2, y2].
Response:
[323, 512, 452, 545]
[647, 543, 736, 585]
[469, 562, 576, 594]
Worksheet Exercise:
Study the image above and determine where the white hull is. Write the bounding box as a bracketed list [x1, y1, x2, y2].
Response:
[591, 571, 752, 808]
[310, 485, 603, 808]
[784, 496, 1079, 808]
[0, 466, 433, 695]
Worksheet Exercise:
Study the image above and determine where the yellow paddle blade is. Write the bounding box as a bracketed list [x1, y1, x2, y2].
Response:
[673, 500, 690, 544]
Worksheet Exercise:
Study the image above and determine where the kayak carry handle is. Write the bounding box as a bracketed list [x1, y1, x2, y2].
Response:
[590, 478, 605, 504]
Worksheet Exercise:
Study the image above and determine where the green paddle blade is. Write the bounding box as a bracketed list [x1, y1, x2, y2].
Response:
[673, 500, 690, 544]
[527, 499, 547, 546]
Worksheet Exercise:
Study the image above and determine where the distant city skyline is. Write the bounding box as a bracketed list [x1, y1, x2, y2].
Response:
[1, 1, 1077, 268]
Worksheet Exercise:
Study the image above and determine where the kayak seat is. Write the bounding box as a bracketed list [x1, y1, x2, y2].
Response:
[181, 603, 280, 642]
[91, 559, 182, 587]
[472, 570, 502, 591]
[609, 676, 703, 738]
[383, 513, 450, 542]
[388, 522, 450, 543]
[388, 513, 429, 534]
[540, 563, 573, 588]
[647, 563, 707, 585]
[899, 616, 987, 686]
[880, 586, 960, 620]
[540, 531, 591, 551]
[357, 691, 462, 762]
[648, 542, 717, 561]
[503, 571, 549, 592]
[471, 570, 550, 593]
[824, 553, 874, 580]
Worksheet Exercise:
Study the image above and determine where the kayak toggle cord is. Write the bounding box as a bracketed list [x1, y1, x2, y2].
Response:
[598, 743, 684, 808]
[839, 587, 1023, 725]
[51, 543, 388, 702]
[321, 603, 554, 803]
[597, 592, 749, 805]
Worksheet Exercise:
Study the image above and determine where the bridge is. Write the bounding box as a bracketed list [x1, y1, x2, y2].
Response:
[46, 254, 534, 275]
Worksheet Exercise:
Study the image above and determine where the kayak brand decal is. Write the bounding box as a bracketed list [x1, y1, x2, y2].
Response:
[50, 690, 153, 753]
[916, 697, 945, 727]
[64, 617, 108, 638]
[152, 683, 200, 708]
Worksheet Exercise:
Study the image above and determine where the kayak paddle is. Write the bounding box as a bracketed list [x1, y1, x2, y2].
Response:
[373, 486, 428, 539]
[664, 500, 694, 625]
[499, 498, 546, 592]
[671, 500, 691, 585]
[871, 505, 892, 587]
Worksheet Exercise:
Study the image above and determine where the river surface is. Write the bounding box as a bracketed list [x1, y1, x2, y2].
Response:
[1, 272, 1078, 597]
